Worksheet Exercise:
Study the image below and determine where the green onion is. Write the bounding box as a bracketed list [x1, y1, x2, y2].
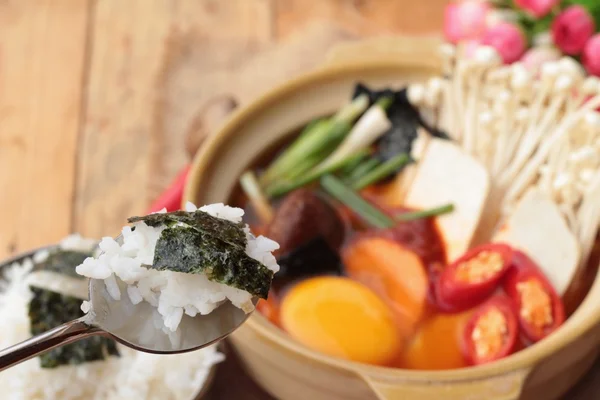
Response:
[340, 153, 369, 178]
[376, 96, 393, 110]
[260, 95, 369, 186]
[320, 174, 394, 229]
[396, 204, 455, 221]
[284, 155, 322, 181]
[311, 98, 392, 173]
[351, 153, 411, 190]
[297, 118, 325, 140]
[266, 150, 369, 198]
[345, 158, 380, 183]
[320, 175, 455, 229]
[239, 171, 274, 224]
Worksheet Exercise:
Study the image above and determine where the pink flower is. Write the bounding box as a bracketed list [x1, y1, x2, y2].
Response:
[552, 6, 595, 55]
[521, 46, 561, 72]
[482, 22, 527, 64]
[444, 1, 490, 44]
[582, 34, 600, 77]
[514, 0, 559, 18]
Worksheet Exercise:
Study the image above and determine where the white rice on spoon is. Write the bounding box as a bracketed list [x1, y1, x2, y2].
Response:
[76, 202, 280, 333]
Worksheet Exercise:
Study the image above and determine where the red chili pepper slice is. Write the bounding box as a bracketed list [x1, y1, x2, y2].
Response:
[147, 165, 191, 213]
[434, 243, 513, 312]
[462, 295, 518, 365]
[502, 251, 565, 343]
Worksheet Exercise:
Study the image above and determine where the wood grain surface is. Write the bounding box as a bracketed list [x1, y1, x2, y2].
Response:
[0, 1, 598, 399]
[0, 0, 446, 259]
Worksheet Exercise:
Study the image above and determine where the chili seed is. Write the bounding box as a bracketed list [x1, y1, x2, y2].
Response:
[471, 308, 508, 359]
[516, 279, 553, 329]
[456, 251, 503, 283]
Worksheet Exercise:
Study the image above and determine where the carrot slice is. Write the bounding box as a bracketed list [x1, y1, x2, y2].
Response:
[342, 237, 428, 335]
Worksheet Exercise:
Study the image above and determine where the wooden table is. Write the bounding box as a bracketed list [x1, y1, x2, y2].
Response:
[0, 1, 598, 399]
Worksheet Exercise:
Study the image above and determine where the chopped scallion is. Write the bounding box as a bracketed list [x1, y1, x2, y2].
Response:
[259, 95, 369, 187]
[239, 171, 274, 224]
[320, 174, 394, 229]
[266, 150, 369, 198]
[351, 153, 411, 190]
[345, 158, 380, 183]
[396, 204, 455, 221]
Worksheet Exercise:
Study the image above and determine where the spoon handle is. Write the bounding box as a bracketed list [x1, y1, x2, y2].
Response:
[0, 317, 103, 371]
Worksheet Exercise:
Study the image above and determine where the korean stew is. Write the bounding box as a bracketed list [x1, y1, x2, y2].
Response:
[235, 49, 600, 369]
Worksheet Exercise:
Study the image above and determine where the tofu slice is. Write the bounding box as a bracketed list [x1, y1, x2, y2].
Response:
[404, 138, 490, 262]
[493, 188, 580, 295]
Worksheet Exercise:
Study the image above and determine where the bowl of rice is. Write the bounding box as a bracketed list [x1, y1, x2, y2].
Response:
[0, 234, 224, 400]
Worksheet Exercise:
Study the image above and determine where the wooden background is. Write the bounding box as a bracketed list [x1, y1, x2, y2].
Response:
[0, 0, 445, 260]
[1, 1, 598, 399]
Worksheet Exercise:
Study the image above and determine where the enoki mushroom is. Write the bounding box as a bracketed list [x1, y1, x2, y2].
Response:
[409, 45, 600, 267]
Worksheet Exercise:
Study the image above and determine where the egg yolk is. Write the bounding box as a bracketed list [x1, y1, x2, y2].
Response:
[280, 276, 401, 365]
[400, 311, 471, 370]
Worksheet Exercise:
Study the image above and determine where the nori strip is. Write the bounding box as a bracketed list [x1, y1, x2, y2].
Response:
[128, 210, 273, 299]
[273, 236, 342, 291]
[352, 83, 449, 170]
[128, 210, 247, 248]
[27, 247, 120, 368]
[152, 225, 272, 299]
[29, 287, 119, 368]
[34, 250, 91, 278]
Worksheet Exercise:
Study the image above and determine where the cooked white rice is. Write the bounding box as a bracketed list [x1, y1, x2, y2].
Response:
[0, 236, 224, 400]
[76, 202, 279, 333]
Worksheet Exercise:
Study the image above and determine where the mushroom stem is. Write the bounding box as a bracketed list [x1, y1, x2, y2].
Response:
[504, 95, 600, 207]
[491, 92, 514, 177]
[502, 73, 557, 183]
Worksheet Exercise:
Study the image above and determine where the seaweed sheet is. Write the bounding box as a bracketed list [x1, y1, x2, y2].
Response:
[29, 288, 119, 368]
[28, 248, 120, 368]
[352, 83, 449, 165]
[129, 210, 247, 247]
[35, 250, 91, 278]
[128, 210, 273, 299]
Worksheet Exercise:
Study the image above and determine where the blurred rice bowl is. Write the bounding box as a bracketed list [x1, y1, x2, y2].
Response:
[0, 235, 222, 400]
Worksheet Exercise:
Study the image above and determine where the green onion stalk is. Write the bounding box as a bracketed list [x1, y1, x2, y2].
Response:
[266, 150, 369, 198]
[396, 204, 455, 221]
[259, 95, 369, 188]
[344, 158, 380, 183]
[307, 97, 392, 177]
[320, 174, 454, 229]
[351, 153, 411, 190]
[239, 171, 275, 224]
[320, 174, 394, 229]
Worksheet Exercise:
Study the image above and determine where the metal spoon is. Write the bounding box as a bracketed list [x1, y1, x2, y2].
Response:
[0, 239, 256, 372]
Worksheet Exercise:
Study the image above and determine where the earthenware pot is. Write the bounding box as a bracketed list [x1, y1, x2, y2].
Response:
[184, 36, 600, 400]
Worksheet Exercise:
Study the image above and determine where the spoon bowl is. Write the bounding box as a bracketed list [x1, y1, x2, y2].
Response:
[88, 275, 257, 353]
[0, 236, 257, 371]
